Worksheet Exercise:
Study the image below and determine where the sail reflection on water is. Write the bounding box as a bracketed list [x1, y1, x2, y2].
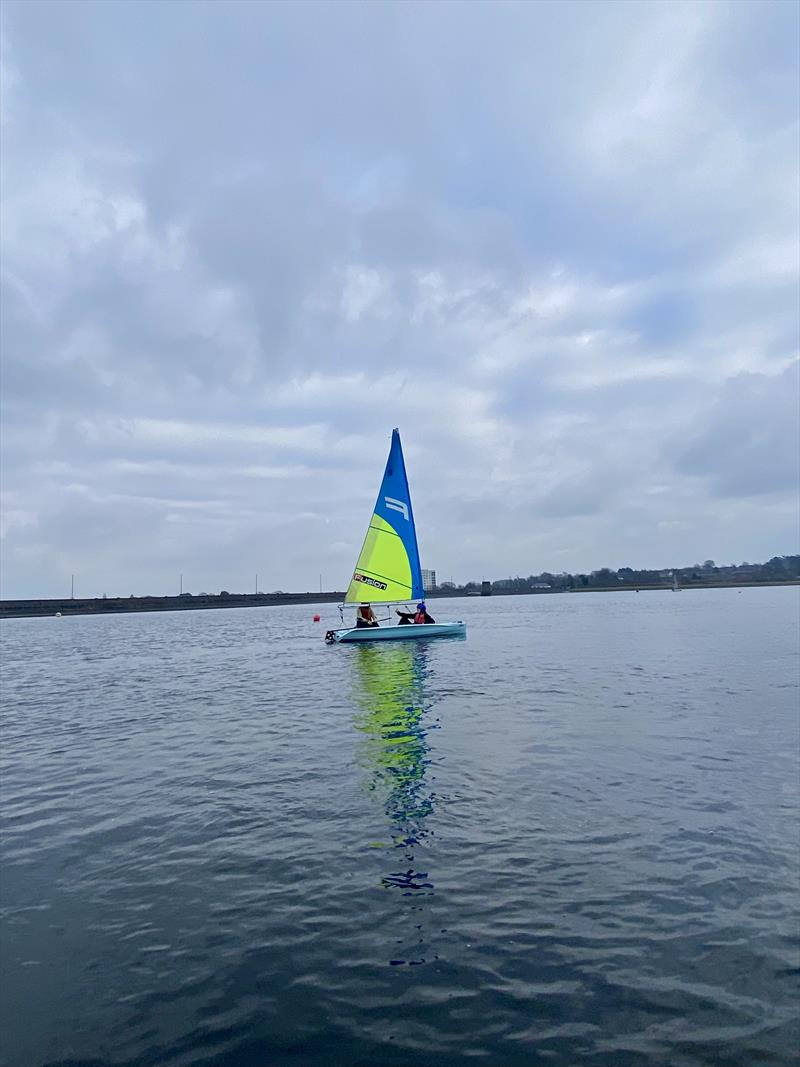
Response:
[351, 642, 436, 893]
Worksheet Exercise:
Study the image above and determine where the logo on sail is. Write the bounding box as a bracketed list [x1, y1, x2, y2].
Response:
[384, 496, 409, 521]
[354, 573, 388, 591]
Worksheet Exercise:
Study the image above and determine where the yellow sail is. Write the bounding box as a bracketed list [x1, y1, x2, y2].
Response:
[345, 515, 414, 604]
[344, 430, 424, 605]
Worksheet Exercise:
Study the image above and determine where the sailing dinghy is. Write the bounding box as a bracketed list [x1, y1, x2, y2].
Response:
[325, 429, 466, 644]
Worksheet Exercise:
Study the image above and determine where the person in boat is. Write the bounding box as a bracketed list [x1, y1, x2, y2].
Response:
[414, 601, 435, 624]
[395, 608, 415, 625]
[356, 603, 379, 628]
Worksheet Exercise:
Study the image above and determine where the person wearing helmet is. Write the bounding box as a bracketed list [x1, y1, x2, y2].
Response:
[414, 601, 435, 624]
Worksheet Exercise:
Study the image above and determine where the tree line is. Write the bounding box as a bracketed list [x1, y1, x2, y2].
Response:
[436, 555, 800, 593]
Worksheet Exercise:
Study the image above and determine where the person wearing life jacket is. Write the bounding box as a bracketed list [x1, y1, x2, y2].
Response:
[356, 603, 379, 628]
[413, 601, 435, 624]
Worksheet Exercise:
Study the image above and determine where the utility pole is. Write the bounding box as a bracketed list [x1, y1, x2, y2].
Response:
[255, 574, 258, 595]
[319, 573, 322, 594]
[71, 574, 74, 599]
[179, 574, 183, 595]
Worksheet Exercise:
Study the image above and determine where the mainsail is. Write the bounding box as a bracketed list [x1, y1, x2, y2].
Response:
[344, 429, 424, 605]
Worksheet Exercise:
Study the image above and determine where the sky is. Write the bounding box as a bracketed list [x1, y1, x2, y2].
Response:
[1, 0, 798, 599]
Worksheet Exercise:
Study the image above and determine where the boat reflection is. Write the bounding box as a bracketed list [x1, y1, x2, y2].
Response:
[351, 641, 436, 895]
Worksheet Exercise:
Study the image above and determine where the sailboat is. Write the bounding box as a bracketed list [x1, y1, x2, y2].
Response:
[325, 429, 466, 643]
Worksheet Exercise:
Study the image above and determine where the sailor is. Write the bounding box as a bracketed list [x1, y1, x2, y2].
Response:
[356, 603, 379, 628]
[395, 608, 415, 625]
[414, 601, 435, 624]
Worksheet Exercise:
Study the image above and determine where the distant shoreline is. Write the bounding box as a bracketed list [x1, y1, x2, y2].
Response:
[0, 591, 346, 620]
[558, 579, 800, 594]
[1, 580, 797, 619]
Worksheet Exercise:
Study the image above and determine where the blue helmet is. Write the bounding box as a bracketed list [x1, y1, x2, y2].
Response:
[417, 601, 426, 611]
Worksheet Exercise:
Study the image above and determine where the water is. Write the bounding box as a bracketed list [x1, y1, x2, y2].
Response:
[1, 588, 798, 1067]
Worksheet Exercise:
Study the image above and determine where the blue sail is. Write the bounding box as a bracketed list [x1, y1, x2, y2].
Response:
[344, 429, 425, 604]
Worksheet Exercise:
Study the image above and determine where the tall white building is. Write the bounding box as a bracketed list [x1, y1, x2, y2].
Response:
[421, 569, 437, 591]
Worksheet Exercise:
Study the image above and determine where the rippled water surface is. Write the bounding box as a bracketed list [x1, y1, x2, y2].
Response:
[2, 588, 798, 1067]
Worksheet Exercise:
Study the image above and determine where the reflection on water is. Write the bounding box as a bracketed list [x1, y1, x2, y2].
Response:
[351, 642, 437, 897]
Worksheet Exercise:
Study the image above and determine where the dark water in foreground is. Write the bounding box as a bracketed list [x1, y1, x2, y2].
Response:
[1, 588, 798, 1067]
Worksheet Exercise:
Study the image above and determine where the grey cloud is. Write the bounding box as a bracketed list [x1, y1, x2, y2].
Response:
[675, 364, 800, 498]
[1, 0, 798, 597]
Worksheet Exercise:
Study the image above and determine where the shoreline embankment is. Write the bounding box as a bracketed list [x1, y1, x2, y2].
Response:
[0, 591, 347, 620]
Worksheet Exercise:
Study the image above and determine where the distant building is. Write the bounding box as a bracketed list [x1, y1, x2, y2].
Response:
[421, 569, 437, 591]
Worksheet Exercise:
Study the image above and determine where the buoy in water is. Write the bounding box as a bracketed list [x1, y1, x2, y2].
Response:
[313, 614, 321, 622]
[55, 612, 62, 617]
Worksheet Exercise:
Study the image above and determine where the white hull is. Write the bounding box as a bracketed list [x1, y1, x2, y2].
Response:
[327, 622, 466, 644]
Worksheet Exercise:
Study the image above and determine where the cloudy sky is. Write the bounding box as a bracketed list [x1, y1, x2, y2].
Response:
[1, 0, 798, 599]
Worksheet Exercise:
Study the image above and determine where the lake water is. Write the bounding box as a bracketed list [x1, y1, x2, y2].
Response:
[1, 587, 798, 1067]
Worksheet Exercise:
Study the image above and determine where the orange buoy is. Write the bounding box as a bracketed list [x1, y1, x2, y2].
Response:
[313, 614, 321, 622]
